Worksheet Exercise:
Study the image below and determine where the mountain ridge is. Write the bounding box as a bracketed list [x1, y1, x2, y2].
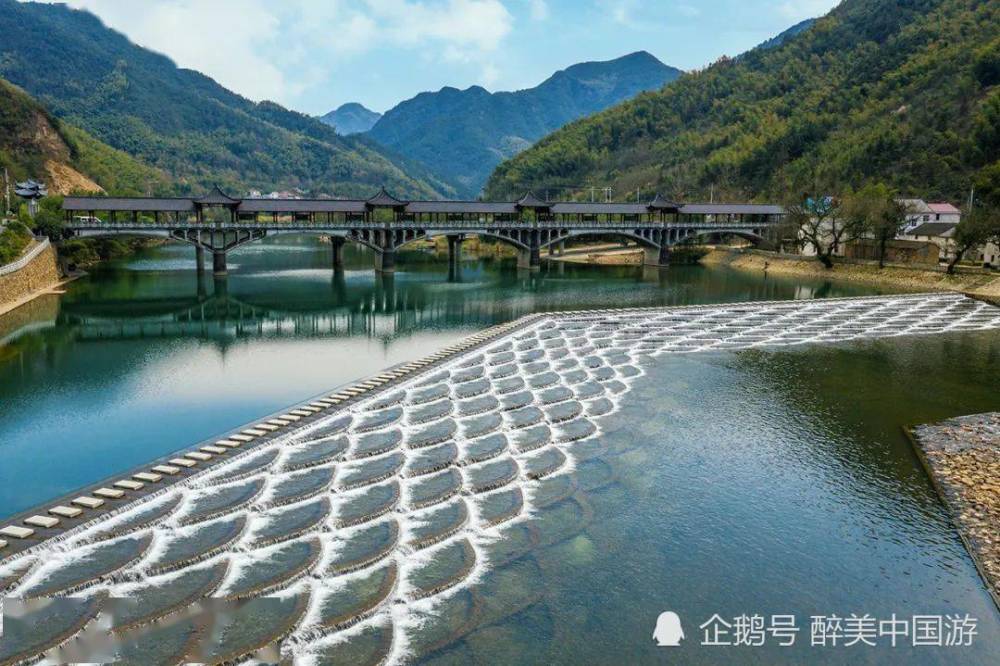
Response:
[0, 0, 446, 198]
[0, 76, 170, 197]
[367, 51, 682, 197]
[485, 0, 1000, 205]
[319, 103, 383, 135]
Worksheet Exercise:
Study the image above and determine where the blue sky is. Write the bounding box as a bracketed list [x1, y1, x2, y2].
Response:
[43, 0, 840, 115]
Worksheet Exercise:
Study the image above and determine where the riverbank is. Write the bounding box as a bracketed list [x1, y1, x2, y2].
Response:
[0, 240, 70, 317]
[545, 243, 708, 266]
[908, 413, 1000, 609]
[702, 248, 1000, 299]
[546, 243, 643, 265]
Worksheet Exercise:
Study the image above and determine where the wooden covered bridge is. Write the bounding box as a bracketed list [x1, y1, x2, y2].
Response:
[62, 187, 785, 274]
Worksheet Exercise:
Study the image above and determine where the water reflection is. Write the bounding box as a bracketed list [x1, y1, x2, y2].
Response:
[0, 237, 888, 518]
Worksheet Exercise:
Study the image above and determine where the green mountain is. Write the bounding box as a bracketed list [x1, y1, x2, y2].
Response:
[0, 77, 169, 197]
[368, 51, 682, 197]
[486, 0, 1000, 205]
[755, 18, 816, 51]
[320, 103, 383, 135]
[0, 0, 445, 198]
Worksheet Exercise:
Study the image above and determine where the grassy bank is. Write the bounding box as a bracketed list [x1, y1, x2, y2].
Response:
[702, 248, 1000, 299]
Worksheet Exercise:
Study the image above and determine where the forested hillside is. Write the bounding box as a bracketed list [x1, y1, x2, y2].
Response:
[369, 51, 681, 197]
[0, 0, 445, 198]
[486, 0, 1000, 205]
[0, 77, 168, 196]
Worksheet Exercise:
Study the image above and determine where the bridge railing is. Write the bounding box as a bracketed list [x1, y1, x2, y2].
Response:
[0, 237, 51, 277]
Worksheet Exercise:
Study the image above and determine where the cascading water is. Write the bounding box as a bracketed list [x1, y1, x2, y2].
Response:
[1, 293, 998, 665]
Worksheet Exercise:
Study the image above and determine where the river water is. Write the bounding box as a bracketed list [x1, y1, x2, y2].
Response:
[0, 236, 997, 664]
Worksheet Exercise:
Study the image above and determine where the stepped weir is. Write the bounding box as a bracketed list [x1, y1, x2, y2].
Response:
[61, 188, 785, 275]
[1, 293, 998, 664]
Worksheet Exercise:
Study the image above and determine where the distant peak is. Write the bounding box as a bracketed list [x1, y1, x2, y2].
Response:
[335, 102, 374, 113]
[319, 102, 382, 135]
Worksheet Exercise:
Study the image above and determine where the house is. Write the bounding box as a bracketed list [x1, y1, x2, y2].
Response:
[899, 199, 934, 232]
[899, 199, 962, 232]
[975, 240, 999, 268]
[900, 222, 957, 262]
[927, 202, 961, 224]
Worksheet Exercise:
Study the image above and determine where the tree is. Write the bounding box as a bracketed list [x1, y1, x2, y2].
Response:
[947, 207, 1000, 274]
[785, 192, 866, 268]
[847, 183, 910, 268]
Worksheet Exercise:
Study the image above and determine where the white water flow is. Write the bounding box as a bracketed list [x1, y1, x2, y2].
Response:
[2, 293, 999, 664]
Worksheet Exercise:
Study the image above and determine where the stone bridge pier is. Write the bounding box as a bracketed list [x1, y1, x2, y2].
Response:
[171, 229, 266, 276]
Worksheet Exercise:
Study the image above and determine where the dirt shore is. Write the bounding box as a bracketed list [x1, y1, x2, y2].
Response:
[546, 245, 643, 265]
[702, 248, 1000, 299]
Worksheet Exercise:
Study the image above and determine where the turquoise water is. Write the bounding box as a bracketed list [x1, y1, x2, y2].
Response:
[0, 237, 997, 664]
[426, 338, 1000, 664]
[0, 237, 883, 518]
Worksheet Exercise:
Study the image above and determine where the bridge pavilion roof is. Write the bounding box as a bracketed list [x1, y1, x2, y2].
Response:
[194, 186, 241, 206]
[62, 191, 784, 217]
[405, 200, 518, 214]
[550, 202, 651, 215]
[648, 194, 679, 210]
[238, 198, 367, 214]
[515, 192, 550, 209]
[63, 196, 196, 212]
[366, 187, 408, 209]
[678, 203, 785, 216]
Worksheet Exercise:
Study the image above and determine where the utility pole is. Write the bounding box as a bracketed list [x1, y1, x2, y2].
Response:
[2, 167, 9, 219]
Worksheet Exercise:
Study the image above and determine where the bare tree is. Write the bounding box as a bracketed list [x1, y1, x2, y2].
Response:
[784, 193, 867, 268]
[948, 206, 1000, 274]
[850, 183, 911, 268]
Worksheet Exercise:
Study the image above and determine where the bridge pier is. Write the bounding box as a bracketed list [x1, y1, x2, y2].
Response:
[195, 245, 204, 273]
[374, 248, 395, 273]
[447, 234, 463, 266]
[331, 236, 345, 272]
[517, 231, 541, 271]
[213, 251, 227, 276]
[642, 244, 671, 267]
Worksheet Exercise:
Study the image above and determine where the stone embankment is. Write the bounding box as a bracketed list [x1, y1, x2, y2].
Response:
[909, 413, 1000, 608]
[0, 240, 63, 316]
[703, 248, 1000, 299]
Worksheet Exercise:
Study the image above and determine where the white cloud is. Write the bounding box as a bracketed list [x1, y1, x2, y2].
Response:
[528, 0, 549, 21]
[37, 0, 513, 104]
[49, 0, 292, 102]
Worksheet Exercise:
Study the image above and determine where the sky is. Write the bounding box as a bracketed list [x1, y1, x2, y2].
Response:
[38, 0, 840, 115]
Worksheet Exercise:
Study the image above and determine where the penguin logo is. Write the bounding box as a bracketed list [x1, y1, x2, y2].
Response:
[653, 611, 685, 646]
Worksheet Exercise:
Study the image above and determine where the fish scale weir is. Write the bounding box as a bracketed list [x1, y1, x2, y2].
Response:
[0, 292, 999, 665]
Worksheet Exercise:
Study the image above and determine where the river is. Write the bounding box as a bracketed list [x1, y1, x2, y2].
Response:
[0, 236, 997, 664]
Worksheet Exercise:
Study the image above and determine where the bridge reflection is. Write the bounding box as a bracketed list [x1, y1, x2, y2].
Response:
[58, 270, 551, 343]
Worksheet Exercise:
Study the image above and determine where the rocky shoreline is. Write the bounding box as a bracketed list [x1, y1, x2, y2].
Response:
[908, 413, 1000, 608]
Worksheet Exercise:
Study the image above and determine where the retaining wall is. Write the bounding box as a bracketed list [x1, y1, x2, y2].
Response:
[0, 240, 61, 313]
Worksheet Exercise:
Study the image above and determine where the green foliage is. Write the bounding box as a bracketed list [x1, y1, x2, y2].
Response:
[949, 205, 1000, 272]
[0, 216, 31, 264]
[973, 38, 1000, 87]
[974, 161, 1000, 208]
[486, 0, 1000, 205]
[57, 236, 146, 268]
[31, 196, 66, 239]
[0, 76, 170, 197]
[0, 0, 443, 198]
